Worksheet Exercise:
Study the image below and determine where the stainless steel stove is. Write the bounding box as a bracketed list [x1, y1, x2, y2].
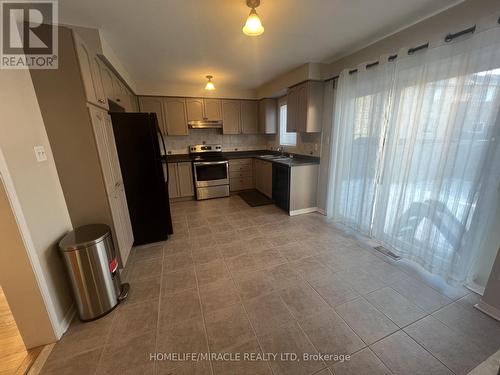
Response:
[189, 145, 229, 200]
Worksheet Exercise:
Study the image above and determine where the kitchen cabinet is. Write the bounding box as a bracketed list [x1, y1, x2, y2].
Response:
[258, 98, 277, 134]
[139, 96, 167, 134]
[229, 159, 254, 191]
[164, 98, 188, 136]
[203, 99, 222, 121]
[286, 81, 323, 133]
[99, 61, 114, 104]
[186, 98, 222, 121]
[241, 100, 259, 134]
[88, 106, 134, 263]
[177, 162, 194, 197]
[73, 32, 108, 110]
[222, 100, 241, 134]
[255, 159, 273, 198]
[168, 162, 194, 199]
[186, 98, 205, 121]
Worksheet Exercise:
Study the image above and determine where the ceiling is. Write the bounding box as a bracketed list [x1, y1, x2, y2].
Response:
[59, 0, 461, 92]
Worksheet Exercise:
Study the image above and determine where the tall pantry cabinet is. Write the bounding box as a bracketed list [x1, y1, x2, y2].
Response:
[29, 26, 134, 266]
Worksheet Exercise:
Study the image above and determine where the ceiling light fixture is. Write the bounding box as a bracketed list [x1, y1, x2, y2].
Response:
[242, 0, 264, 36]
[205, 75, 215, 91]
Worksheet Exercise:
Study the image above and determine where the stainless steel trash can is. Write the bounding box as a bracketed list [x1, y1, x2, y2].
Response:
[59, 224, 129, 321]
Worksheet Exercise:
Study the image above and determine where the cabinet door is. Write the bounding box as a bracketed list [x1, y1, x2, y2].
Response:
[203, 99, 222, 121]
[241, 100, 259, 134]
[296, 83, 308, 132]
[100, 62, 114, 103]
[254, 160, 263, 193]
[73, 32, 101, 107]
[168, 163, 180, 198]
[138, 96, 167, 134]
[164, 98, 188, 135]
[186, 98, 205, 121]
[259, 98, 277, 134]
[91, 57, 108, 109]
[222, 100, 241, 134]
[177, 162, 194, 197]
[261, 160, 273, 198]
[286, 86, 298, 132]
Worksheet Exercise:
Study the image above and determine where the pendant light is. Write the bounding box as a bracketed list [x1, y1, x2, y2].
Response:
[242, 0, 264, 36]
[205, 75, 215, 91]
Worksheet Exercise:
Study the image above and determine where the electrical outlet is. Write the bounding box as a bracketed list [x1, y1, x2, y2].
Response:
[34, 146, 47, 162]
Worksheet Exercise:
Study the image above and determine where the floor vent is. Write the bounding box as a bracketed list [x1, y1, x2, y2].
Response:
[373, 245, 401, 261]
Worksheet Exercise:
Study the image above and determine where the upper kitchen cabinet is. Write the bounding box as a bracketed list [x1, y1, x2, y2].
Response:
[186, 98, 222, 121]
[186, 98, 204, 121]
[164, 97, 189, 136]
[287, 81, 323, 133]
[241, 100, 259, 134]
[203, 99, 222, 121]
[258, 98, 277, 134]
[138, 96, 167, 134]
[222, 100, 241, 134]
[72, 31, 108, 110]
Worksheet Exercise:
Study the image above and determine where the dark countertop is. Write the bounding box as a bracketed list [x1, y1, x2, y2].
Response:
[162, 150, 320, 167]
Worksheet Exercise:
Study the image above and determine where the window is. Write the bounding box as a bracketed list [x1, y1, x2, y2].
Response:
[279, 104, 296, 146]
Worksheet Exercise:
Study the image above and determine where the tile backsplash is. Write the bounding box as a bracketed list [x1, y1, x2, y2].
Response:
[164, 129, 321, 157]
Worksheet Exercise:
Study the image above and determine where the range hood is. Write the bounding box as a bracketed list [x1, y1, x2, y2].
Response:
[188, 120, 223, 129]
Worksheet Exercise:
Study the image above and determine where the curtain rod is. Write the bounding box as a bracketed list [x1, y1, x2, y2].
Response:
[323, 22, 482, 83]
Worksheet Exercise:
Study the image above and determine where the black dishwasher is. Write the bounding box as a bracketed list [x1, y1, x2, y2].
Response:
[272, 163, 290, 213]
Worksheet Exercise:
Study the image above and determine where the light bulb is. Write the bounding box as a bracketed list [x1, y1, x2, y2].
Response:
[205, 75, 215, 90]
[242, 8, 264, 36]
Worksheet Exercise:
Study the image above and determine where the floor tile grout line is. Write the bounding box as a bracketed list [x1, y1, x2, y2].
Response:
[189, 245, 216, 375]
[219, 248, 277, 375]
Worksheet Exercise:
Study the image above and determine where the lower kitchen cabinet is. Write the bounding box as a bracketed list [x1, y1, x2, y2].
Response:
[229, 159, 254, 191]
[168, 162, 194, 199]
[255, 159, 272, 198]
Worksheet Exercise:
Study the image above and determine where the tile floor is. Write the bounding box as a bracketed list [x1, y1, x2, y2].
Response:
[40, 196, 500, 375]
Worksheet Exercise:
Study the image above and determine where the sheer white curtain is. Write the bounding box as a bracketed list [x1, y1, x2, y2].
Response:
[328, 16, 500, 283]
[327, 61, 394, 234]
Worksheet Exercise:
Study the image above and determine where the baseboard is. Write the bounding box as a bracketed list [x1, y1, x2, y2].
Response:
[316, 208, 327, 216]
[55, 303, 75, 339]
[289, 207, 319, 216]
[475, 300, 500, 322]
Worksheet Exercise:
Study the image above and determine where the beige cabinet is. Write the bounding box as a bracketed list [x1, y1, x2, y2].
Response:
[258, 98, 277, 134]
[286, 85, 299, 132]
[88, 106, 133, 264]
[164, 98, 188, 136]
[203, 99, 222, 121]
[255, 159, 273, 198]
[73, 32, 108, 110]
[168, 162, 194, 199]
[139, 96, 167, 134]
[287, 81, 323, 133]
[222, 100, 241, 134]
[229, 159, 254, 191]
[186, 98, 205, 121]
[241, 100, 259, 134]
[186, 98, 222, 121]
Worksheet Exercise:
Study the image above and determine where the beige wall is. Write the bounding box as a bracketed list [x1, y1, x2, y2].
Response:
[0, 69, 73, 342]
[136, 81, 258, 99]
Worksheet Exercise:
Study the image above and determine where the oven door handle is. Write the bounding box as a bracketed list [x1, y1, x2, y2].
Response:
[193, 161, 228, 166]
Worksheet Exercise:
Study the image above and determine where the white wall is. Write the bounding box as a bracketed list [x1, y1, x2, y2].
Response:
[0, 69, 73, 342]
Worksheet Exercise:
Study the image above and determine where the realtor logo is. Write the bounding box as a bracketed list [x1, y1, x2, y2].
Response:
[1, 0, 58, 69]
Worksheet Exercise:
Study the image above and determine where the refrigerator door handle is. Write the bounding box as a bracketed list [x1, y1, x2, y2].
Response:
[157, 125, 169, 183]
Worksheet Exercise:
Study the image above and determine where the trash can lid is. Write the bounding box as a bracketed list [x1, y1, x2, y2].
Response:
[59, 224, 111, 252]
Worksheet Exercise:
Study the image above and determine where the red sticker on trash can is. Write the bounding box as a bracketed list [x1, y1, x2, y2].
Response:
[109, 258, 118, 273]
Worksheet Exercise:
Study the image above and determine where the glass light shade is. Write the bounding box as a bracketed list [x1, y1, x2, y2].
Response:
[205, 81, 215, 91]
[242, 8, 264, 36]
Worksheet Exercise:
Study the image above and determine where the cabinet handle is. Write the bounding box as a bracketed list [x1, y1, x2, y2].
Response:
[98, 99, 105, 104]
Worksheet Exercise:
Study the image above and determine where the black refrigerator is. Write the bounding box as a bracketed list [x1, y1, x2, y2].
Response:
[110, 112, 173, 245]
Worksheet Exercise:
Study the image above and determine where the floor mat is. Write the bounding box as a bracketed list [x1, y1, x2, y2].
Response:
[239, 189, 273, 207]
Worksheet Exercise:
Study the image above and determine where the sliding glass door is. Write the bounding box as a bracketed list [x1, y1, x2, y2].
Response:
[329, 24, 500, 282]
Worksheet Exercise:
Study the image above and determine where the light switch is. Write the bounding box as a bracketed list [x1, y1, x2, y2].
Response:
[34, 146, 47, 162]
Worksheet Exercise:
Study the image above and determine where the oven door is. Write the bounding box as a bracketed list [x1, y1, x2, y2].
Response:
[193, 161, 229, 187]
